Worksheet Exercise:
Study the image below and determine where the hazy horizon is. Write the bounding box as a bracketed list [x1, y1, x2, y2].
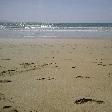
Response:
[0, 19, 112, 23]
[0, 0, 112, 23]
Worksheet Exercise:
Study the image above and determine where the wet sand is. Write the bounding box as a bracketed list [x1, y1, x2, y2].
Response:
[0, 38, 112, 112]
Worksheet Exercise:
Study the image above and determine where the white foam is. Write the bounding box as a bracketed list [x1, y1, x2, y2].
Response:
[40, 35, 57, 37]
[24, 35, 35, 38]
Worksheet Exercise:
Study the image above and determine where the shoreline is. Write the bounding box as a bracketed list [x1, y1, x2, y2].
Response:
[0, 36, 112, 41]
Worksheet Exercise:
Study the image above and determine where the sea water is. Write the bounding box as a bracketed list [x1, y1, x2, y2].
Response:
[0, 22, 112, 38]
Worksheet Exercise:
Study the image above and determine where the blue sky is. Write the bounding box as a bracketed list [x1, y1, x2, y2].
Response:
[0, 0, 112, 22]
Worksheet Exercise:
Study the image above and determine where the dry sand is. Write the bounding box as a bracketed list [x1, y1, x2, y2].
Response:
[0, 38, 112, 112]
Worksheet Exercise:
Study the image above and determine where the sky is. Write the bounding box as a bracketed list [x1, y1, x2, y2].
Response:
[0, 0, 112, 23]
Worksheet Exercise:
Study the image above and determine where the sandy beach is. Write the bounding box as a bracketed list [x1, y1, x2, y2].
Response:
[0, 38, 112, 112]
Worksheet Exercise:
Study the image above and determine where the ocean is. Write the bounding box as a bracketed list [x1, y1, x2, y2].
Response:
[0, 22, 112, 38]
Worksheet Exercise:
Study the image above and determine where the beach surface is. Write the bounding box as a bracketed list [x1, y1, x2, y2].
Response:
[0, 38, 112, 112]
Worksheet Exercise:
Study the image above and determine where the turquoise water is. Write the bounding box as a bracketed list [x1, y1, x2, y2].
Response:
[0, 22, 112, 38]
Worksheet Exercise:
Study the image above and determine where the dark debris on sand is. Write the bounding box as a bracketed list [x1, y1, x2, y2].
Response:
[0, 69, 16, 76]
[2, 105, 19, 112]
[3, 105, 12, 109]
[37, 77, 45, 80]
[37, 77, 55, 81]
[0, 93, 19, 112]
[75, 76, 90, 79]
[74, 98, 104, 104]
[0, 79, 12, 83]
[20, 62, 35, 68]
[1, 58, 11, 61]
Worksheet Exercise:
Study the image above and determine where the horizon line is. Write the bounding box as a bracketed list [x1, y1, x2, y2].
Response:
[0, 21, 112, 24]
